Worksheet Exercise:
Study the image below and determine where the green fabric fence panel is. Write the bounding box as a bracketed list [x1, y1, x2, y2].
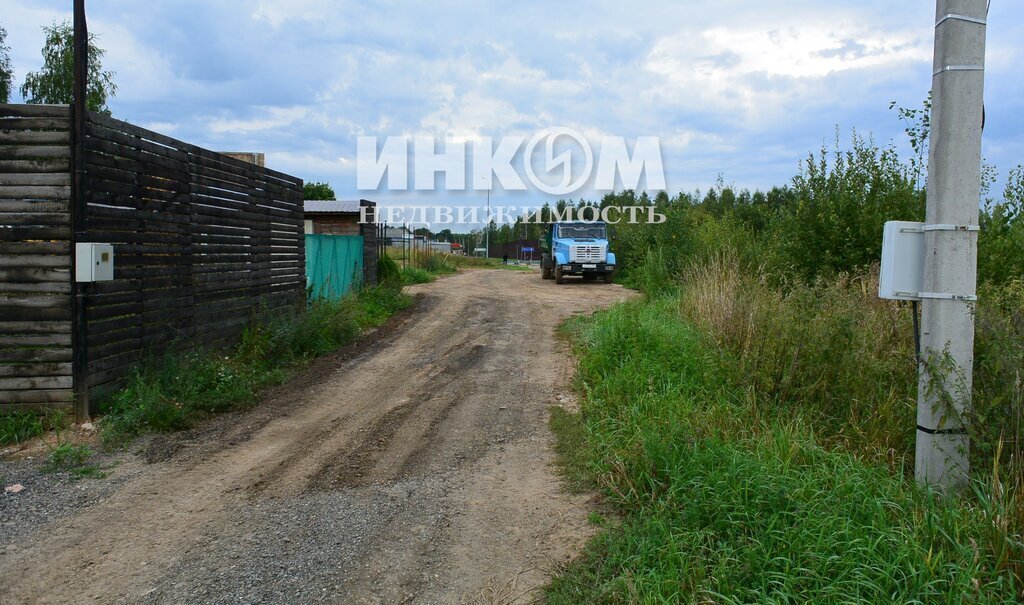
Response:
[305, 234, 364, 300]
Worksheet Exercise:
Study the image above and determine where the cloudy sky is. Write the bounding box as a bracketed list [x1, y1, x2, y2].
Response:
[3, 0, 1023, 216]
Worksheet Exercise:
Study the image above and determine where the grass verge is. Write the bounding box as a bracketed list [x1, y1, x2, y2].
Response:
[98, 283, 410, 446]
[546, 295, 1022, 603]
[401, 266, 436, 284]
[1, 410, 72, 448]
[450, 255, 535, 271]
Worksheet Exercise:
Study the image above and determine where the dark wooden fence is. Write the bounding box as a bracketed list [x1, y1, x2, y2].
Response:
[0, 104, 305, 415]
[82, 112, 305, 394]
[0, 105, 74, 413]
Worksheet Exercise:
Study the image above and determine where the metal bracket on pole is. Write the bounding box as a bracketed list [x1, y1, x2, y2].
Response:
[924, 223, 980, 232]
[900, 224, 980, 233]
[935, 13, 987, 27]
[917, 291, 978, 302]
[893, 291, 978, 302]
[933, 65, 985, 76]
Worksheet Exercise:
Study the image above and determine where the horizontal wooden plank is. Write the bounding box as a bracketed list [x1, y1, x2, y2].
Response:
[0, 172, 70, 187]
[0, 321, 72, 335]
[0, 130, 69, 145]
[0, 347, 71, 362]
[0, 281, 72, 294]
[0, 199, 70, 213]
[0, 104, 70, 118]
[86, 111, 192, 152]
[0, 362, 72, 378]
[84, 120, 188, 163]
[0, 389, 74, 404]
[0, 159, 69, 173]
[0, 117, 69, 130]
[0, 376, 72, 390]
[0, 267, 71, 283]
[0, 225, 70, 241]
[86, 163, 189, 194]
[84, 149, 189, 183]
[0, 212, 71, 226]
[84, 137, 188, 175]
[0, 306, 70, 321]
[87, 350, 145, 377]
[0, 185, 71, 199]
[87, 176, 188, 204]
[88, 201, 191, 223]
[0, 334, 72, 347]
[0, 254, 70, 268]
[0, 146, 70, 160]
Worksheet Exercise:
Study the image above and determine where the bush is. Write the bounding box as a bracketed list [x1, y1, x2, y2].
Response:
[400, 266, 434, 284]
[978, 165, 1024, 286]
[377, 252, 401, 285]
[676, 254, 917, 466]
[769, 132, 924, 280]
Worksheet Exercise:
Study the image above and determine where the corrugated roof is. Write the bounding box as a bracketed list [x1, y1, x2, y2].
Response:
[304, 200, 362, 214]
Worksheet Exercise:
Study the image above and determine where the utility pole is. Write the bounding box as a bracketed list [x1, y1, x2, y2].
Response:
[71, 0, 90, 422]
[485, 187, 491, 259]
[916, 0, 987, 490]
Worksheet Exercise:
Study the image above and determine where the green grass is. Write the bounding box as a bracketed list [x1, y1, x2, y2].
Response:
[548, 406, 594, 494]
[400, 266, 435, 284]
[0, 410, 69, 447]
[450, 255, 535, 271]
[546, 296, 1022, 603]
[98, 283, 411, 446]
[0, 412, 45, 446]
[42, 442, 107, 479]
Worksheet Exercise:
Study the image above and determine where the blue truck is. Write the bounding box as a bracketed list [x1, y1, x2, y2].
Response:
[540, 221, 616, 284]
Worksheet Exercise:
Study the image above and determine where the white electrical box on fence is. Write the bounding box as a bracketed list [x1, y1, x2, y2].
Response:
[75, 243, 115, 282]
[878, 221, 924, 301]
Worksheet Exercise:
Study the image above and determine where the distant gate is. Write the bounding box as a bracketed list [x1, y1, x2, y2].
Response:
[305, 234, 364, 300]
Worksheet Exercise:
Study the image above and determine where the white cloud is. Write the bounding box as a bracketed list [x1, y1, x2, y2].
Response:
[252, 0, 342, 27]
[207, 106, 311, 134]
[420, 91, 535, 140]
[645, 21, 930, 120]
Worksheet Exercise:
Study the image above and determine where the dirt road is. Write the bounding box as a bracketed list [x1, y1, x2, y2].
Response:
[0, 269, 631, 604]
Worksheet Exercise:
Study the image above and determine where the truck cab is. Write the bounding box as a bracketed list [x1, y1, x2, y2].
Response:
[540, 221, 616, 284]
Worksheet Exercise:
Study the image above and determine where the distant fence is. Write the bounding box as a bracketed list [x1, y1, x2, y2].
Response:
[0, 104, 305, 415]
[305, 234, 364, 300]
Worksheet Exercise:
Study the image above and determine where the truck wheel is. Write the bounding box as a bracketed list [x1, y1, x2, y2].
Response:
[541, 254, 553, 279]
[603, 272, 614, 284]
[555, 265, 564, 284]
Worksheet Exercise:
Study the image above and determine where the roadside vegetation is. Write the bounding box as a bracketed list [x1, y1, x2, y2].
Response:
[547, 105, 1024, 602]
[392, 249, 458, 284]
[99, 278, 410, 446]
[392, 248, 531, 285]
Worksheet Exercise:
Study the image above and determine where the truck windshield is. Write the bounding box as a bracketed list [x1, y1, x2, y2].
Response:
[557, 224, 606, 239]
